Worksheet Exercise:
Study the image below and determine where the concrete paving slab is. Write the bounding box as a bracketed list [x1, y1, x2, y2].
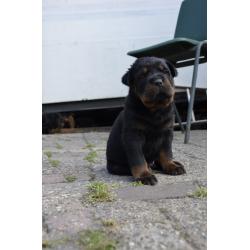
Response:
[92, 200, 195, 250]
[116, 181, 198, 201]
[42, 130, 207, 250]
[159, 198, 207, 250]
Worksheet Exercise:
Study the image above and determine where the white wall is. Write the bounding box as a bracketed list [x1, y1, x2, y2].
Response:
[43, 0, 207, 104]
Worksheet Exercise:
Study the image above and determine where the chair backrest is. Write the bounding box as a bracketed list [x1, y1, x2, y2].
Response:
[174, 0, 207, 41]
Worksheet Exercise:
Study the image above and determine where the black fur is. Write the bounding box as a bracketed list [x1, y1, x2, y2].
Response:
[106, 57, 185, 185]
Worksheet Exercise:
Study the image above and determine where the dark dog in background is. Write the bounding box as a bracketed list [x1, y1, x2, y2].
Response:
[42, 112, 75, 134]
[106, 57, 186, 185]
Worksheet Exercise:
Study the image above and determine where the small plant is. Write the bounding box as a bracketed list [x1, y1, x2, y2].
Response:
[86, 143, 95, 149]
[49, 159, 60, 167]
[190, 186, 207, 198]
[84, 151, 98, 163]
[86, 182, 114, 203]
[78, 230, 116, 250]
[42, 240, 52, 248]
[42, 238, 70, 248]
[131, 181, 144, 187]
[44, 151, 52, 158]
[102, 219, 117, 228]
[65, 175, 77, 183]
[110, 183, 120, 189]
[82, 143, 95, 150]
[55, 143, 63, 149]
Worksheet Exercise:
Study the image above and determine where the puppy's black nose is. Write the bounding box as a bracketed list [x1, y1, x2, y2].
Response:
[153, 79, 163, 86]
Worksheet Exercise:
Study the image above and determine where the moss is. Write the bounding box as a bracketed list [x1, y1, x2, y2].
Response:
[44, 151, 52, 158]
[42, 237, 70, 248]
[82, 143, 95, 150]
[131, 181, 144, 187]
[190, 186, 207, 198]
[86, 182, 114, 203]
[86, 143, 95, 149]
[102, 219, 117, 228]
[110, 183, 120, 189]
[55, 143, 63, 149]
[42, 240, 52, 248]
[78, 230, 116, 250]
[96, 148, 106, 152]
[48, 159, 60, 167]
[65, 175, 77, 182]
[84, 151, 98, 163]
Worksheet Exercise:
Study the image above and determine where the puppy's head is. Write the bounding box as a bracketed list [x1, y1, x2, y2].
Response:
[122, 57, 177, 110]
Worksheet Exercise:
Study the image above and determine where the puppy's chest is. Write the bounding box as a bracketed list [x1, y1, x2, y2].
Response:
[141, 114, 173, 153]
[142, 130, 164, 160]
[146, 112, 173, 130]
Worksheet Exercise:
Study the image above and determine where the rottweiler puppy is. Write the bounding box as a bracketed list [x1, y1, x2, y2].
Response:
[106, 57, 186, 185]
[42, 112, 76, 134]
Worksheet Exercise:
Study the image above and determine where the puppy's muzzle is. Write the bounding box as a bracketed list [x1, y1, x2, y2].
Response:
[157, 92, 169, 101]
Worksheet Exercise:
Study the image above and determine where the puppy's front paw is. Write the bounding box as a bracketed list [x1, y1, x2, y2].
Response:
[135, 174, 158, 186]
[163, 160, 186, 175]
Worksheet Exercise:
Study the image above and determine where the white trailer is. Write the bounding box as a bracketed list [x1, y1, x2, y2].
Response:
[43, 0, 206, 111]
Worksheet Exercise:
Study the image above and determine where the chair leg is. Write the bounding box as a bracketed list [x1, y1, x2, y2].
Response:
[184, 41, 206, 144]
[186, 88, 196, 122]
[173, 103, 184, 133]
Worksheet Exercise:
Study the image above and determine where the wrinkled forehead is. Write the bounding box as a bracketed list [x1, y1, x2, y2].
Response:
[133, 57, 166, 69]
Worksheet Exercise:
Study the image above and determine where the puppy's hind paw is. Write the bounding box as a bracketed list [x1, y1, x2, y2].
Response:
[164, 160, 186, 175]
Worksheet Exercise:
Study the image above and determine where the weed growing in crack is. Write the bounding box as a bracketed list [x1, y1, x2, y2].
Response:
[65, 175, 77, 182]
[55, 143, 63, 149]
[84, 151, 98, 164]
[102, 219, 117, 228]
[49, 159, 60, 167]
[78, 230, 117, 250]
[42, 237, 70, 248]
[86, 182, 115, 203]
[189, 186, 207, 198]
[44, 151, 52, 158]
[131, 181, 144, 187]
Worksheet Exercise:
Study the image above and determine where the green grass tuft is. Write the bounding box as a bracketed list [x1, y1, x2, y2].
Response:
[131, 181, 144, 187]
[82, 143, 95, 150]
[78, 230, 116, 250]
[44, 151, 52, 158]
[49, 159, 60, 167]
[86, 143, 95, 149]
[84, 151, 98, 163]
[86, 182, 114, 203]
[102, 219, 117, 228]
[65, 175, 77, 183]
[190, 186, 207, 198]
[55, 143, 63, 149]
[42, 237, 70, 248]
[42, 240, 52, 248]
[110, 183, 120, 189]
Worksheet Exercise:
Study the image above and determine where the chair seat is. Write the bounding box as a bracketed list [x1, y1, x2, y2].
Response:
[128, 37, 206, 67]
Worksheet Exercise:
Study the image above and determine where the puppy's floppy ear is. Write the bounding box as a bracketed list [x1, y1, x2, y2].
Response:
[121, 69, 131, 86]
[165, 59, 178, 78]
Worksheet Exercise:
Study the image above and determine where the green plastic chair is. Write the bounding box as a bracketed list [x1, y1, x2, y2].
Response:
[127, 0, 207, 143]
